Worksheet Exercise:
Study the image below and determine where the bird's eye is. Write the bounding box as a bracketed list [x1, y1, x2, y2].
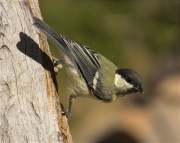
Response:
[127, 78, 132, 83]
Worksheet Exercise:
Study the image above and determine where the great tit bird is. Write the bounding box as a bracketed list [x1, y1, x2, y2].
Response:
[33, 17, 144, 118]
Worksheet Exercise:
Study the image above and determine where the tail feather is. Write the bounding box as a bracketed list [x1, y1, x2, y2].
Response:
[33, 17, 67, 54]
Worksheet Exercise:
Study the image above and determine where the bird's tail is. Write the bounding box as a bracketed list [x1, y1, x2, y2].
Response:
[33, 17, 67, 55]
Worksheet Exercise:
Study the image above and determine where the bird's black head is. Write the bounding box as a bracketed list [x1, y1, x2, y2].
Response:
[115, 68, 144, 94]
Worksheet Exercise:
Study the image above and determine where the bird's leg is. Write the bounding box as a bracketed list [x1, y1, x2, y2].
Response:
[62, 95, 76, 118]
[52, 57, 64, 74]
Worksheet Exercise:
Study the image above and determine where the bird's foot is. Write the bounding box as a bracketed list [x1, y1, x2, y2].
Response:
[52, 57, 64, 74]
[62, 109, 71, 118]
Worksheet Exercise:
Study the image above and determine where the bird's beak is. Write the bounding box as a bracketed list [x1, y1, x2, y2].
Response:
[135, 86, 144, 93]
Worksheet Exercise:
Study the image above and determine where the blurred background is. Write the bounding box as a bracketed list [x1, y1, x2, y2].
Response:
[39, 1, 179, 143]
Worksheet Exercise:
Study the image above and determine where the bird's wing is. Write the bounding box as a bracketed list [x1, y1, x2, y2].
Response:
[61, 35, 100, 85]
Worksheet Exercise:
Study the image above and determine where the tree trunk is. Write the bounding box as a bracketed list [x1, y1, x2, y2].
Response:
[0, 0, 72, 142]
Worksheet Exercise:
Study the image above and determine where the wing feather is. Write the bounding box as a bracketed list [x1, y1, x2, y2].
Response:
[61, 35, 100, 88]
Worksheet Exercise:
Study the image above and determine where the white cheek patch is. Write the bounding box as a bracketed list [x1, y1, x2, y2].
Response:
[93, 71, 99, 89]
[115, 74, 133, 92]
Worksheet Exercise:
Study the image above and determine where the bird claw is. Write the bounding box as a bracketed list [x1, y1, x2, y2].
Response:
[62, 109, 71, 118]
[52, 57, 64, 74]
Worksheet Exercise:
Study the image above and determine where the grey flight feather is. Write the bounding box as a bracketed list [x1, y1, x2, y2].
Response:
[60, 35, 101, 89]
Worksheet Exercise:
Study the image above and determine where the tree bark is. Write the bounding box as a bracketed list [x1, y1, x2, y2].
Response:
[0, 0, 72, 142]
